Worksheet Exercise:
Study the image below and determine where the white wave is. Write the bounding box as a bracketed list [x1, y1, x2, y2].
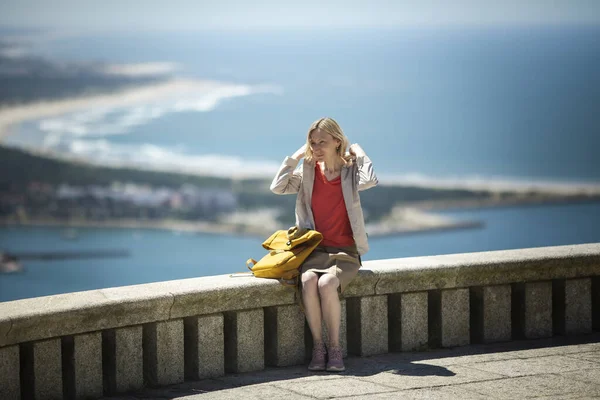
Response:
[0, 46, 29, 59]
[378, 172, 600, 195]
[173, 85, 258, 112]
[36, 81, 282, 140]
[101, 62, 180, 77]
[65, 139, 280, 179]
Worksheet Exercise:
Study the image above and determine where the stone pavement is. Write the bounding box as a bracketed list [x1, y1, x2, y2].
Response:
[102, 333, 600, 400]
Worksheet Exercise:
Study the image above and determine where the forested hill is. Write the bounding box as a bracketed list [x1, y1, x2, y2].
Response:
[0, 145, 234, 190]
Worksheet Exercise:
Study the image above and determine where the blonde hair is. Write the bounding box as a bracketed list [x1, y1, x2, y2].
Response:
[304, 117, 353, 166]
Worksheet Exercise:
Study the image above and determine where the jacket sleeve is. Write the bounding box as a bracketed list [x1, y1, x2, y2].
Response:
[270, 156, 303, 195]
[351, 144, 378, 191]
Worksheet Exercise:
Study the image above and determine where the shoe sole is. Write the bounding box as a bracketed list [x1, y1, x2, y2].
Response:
[326, 366, 345, 372]
[308, 366, 326, 371]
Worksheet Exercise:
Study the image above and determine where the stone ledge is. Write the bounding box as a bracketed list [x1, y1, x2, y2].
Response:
[357, 243, 600, 296]
[1, 243, 599, 348]
[0, 275, 294, 347]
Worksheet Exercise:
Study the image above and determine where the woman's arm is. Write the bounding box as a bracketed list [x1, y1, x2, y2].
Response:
[349, 143, 378, 191]
[270, 145, 305, 195]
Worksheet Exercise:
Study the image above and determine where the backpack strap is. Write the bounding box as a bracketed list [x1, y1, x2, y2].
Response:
[227, 259, 258, 277]
[246, 258, 257, 271]
[229, 272, 254, 277]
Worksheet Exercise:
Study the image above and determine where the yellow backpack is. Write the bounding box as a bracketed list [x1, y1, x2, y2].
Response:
[246, 226, 323, 282]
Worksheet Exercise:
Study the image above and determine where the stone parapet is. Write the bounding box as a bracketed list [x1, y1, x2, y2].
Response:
[0, 243, 599, 399]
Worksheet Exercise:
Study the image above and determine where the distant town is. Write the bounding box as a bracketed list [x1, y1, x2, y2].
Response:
[9, 181, 237, 222]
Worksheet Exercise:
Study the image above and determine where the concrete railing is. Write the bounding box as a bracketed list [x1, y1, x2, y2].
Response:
[1, 243, 599, 399]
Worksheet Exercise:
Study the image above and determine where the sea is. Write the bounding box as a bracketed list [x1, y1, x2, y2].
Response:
[1, 25, 600, 301]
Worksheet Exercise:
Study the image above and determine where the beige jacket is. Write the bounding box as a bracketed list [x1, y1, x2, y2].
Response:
[270, 144, 378, 255]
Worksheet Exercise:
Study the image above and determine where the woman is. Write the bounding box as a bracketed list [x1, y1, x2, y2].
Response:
[270, 117, 378, 372]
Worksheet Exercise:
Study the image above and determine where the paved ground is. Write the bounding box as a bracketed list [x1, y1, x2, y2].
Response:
[103, 333, 600, 399]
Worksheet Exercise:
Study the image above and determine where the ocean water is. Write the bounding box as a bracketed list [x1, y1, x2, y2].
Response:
[1, 201, 600, 302]
[6, 26, 600, 184]
[2, 26, 600, 301]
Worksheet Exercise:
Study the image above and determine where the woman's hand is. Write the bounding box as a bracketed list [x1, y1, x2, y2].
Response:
[292, 144, 306, 161]
[349, 144, 356, 159]
[349, 143, 365, 158]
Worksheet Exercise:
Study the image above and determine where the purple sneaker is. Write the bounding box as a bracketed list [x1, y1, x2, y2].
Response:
[308, 342, 326, 371]
[326, 346, 345, 372]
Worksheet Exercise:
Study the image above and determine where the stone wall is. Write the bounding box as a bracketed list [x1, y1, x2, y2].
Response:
[1, 243, 599, 399]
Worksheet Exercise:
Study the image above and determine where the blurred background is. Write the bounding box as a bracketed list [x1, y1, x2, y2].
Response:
[1, 0, 600, 301]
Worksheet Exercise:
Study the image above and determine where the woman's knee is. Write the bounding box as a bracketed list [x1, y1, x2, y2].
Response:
[318, 274, 340, 295]
[301, 271, 319, 291]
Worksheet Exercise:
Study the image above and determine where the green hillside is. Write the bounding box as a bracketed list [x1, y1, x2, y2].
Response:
[0, 145, 231, 190]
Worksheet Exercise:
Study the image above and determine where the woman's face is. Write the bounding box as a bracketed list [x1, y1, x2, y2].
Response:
[309, 129, 340, 162]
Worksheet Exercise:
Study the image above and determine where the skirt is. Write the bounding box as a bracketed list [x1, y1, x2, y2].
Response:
[300, 244, 361, 294]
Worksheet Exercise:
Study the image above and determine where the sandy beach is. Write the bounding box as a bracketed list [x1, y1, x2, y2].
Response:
[0, 78, 227, 141]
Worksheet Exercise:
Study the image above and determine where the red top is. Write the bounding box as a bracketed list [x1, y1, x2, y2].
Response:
[311, 164, 355, 248]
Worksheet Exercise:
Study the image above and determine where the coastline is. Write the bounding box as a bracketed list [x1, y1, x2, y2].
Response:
[405, 193, 600, 212]
[0, 210, 483, 239]
[366, 207, 484, 238]
[0, 197, 600, 240]
[0, 78, 227, 141]
[2, 196, 600, 239]
[0, 217, 276, 238]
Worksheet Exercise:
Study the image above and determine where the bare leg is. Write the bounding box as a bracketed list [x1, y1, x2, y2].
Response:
[318, 274, 341, 347]
[301, 271, 322, 343]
